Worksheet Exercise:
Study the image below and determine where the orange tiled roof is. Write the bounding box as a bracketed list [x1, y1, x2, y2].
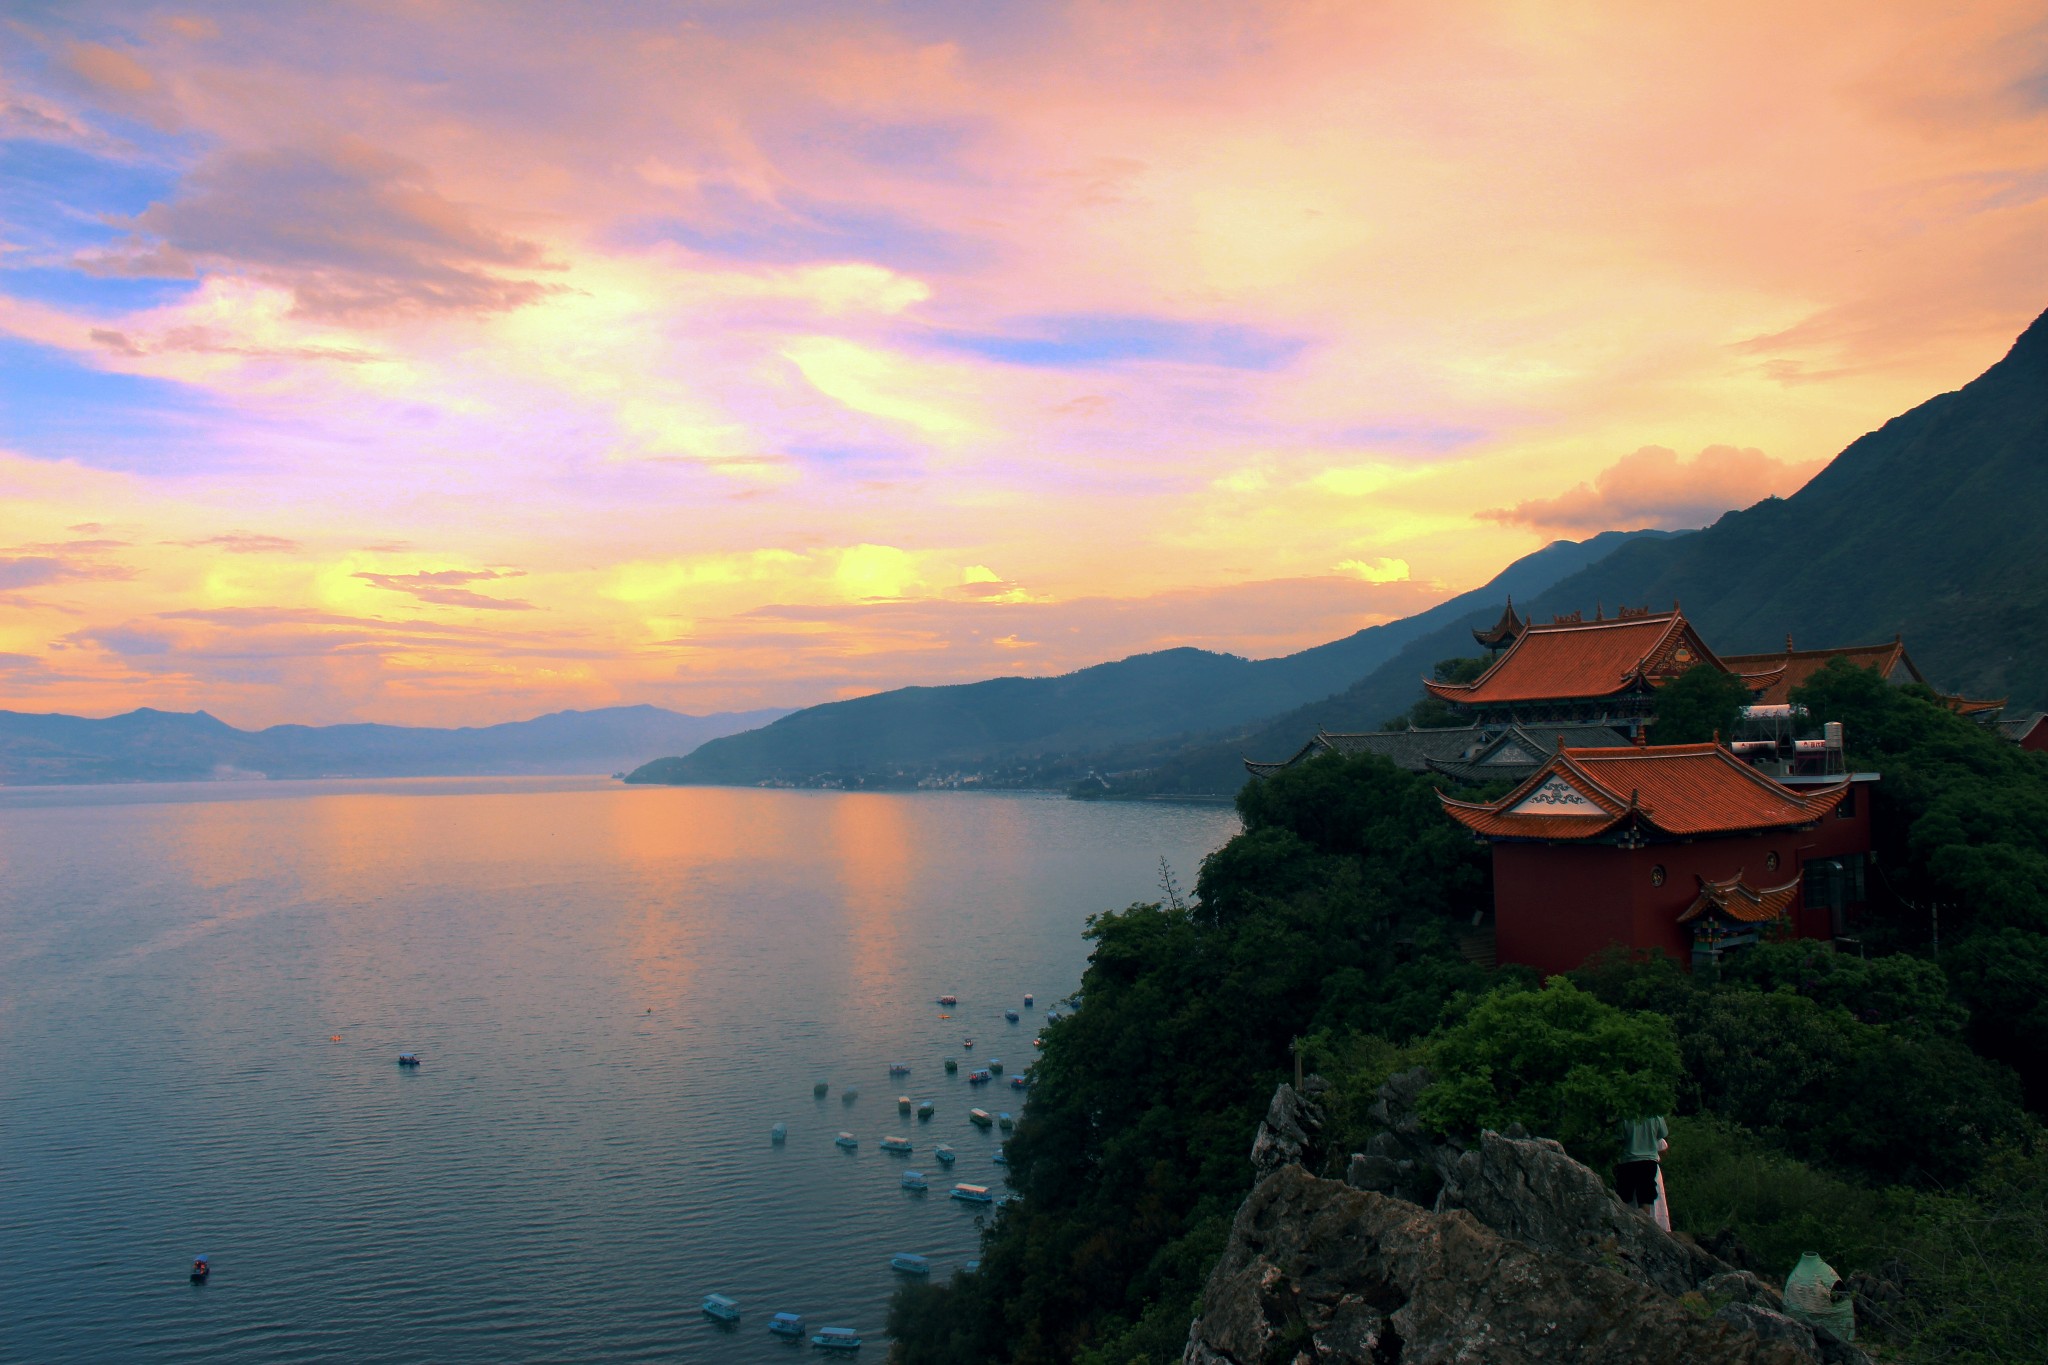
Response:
[1723, 638, 2002, 716]
[1424, 610, 1758, 706]
[1675, 872, 1802, 925]
[1439, 742, 1847, 841]
[1721, 640, 1917, 706]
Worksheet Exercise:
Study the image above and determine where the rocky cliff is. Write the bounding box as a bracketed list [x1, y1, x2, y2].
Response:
[1184, 1073, 1867, 1365]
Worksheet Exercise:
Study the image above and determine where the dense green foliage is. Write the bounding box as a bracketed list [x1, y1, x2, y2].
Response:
[887, 754, 1497, 1364]
[1418, 980, 1680, 1166]
[1648, 664, 1755, 744]
[1380, 656, 1489, 731]
[893, 661, 2048, 1363]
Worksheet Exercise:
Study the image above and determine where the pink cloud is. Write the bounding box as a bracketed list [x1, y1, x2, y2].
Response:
[1479, 445, 1827, 535]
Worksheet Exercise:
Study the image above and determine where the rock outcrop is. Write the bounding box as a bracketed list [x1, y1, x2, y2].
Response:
[1186, 1165, 1813, 1365]
[1186, 1076, 1870, 1365]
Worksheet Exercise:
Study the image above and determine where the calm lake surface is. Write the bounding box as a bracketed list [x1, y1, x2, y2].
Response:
[0, 779, 1239, 1363]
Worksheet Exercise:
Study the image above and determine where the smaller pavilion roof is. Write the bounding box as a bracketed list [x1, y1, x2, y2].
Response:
[1998, 712, 2048, 745]
[1425, 609, 1780, 707]
[1438, 741, 1847, 842]
[1423, 723, 1633, 784]
[1244, 726, 1488, 778]
[1471, 599, 1526, 651]
[1674, 872, 1803, 925]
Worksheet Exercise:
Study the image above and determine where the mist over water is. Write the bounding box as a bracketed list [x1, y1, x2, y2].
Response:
[0, 779, 1239, 1363]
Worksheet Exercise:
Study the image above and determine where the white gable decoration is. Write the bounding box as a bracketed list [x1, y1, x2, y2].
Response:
[1508, 775, 1605, 816]
[1486, 743, 1534, 766]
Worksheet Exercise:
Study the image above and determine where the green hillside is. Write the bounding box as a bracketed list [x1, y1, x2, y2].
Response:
[624, 530, 1669, 786]
[1118, 304, 2048, 794]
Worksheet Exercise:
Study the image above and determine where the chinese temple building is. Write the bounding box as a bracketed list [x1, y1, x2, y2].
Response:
[1439, 742, 1874, 975]
[1243, 722, 1629, 782]
[1421, 607, 1783, 737]
[2000, 712, 2048, 751]
[1722, 636, 2005, 720]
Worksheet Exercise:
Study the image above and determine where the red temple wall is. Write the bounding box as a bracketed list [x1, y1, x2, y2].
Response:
[1490, 784, 1875, 976]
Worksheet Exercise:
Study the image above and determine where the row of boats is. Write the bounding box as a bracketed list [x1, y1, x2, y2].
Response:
[701, 1298, 863, 1350]
[702, 1242, 995, 1349]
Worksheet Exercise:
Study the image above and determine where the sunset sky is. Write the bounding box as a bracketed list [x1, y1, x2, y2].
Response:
[2, 1, 2044, 727]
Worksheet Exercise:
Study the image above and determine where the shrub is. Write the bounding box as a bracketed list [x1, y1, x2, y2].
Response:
[1418, 978, 1680, 1166]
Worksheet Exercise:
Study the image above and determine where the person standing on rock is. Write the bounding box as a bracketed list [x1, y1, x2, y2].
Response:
[1615, 1114, 1668, 1219]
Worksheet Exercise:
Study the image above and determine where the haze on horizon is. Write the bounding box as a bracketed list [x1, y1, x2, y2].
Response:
[2, 1, 2043, 728]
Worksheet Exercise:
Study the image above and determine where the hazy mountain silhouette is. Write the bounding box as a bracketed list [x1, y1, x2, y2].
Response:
[0, 704, 785, 785]
[624, 530, 1673, 787]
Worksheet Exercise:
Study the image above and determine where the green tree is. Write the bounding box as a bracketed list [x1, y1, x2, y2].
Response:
[1418, 978, 1681, 1166]
[1649, 663, 1754, 744]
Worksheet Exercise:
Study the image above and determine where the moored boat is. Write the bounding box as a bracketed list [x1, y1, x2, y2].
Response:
[772, 1122, 787, 1143]
[1023, 993, 1033, 1006]
[992, 1150, 1007, 1165]
[880, 1135, 912, 1153]
[770, 1312, 806, 1337]
[967, 1068, 992, 1085]
[841, 1087, 860, 1103]
[933, 1143, 956, 1164]
[936, 994, 957, 1006]
[998, 1112, 1014, 1131]
[397, 1053, 420, 1067]
[1005, 1009, 1019, 1022]
[943, 1058, 958, 1073]
[703, 1293, 741, 1322]
[916, 1100, 934, 1119]
[1010, 1074, 1029, 1088]
[901, 1169, 928, 1190]
[890, 1252, 931, 1275]
[814, 1081, 829, 1096]
[888, 1063, 911, 1075]
[950, 1183, 994, 1204]
[812, 1326, 862, 1351]
[835, 1131, 859, 1149]
[969, 1108, 992, 1128]
[897, 1095, 912, 1112]
[988, 1058, 1003, 1074]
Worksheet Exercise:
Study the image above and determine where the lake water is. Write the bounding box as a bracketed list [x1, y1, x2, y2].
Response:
[0, 779, 1239, 1363]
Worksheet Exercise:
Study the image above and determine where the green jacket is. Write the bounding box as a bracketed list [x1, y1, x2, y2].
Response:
[1621, 1115, 1668, 1163]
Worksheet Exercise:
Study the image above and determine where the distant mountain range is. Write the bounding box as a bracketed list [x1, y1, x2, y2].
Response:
[623, 529, 1676, 788]
[1116, 304, 2048, 793]
[0, 704, 786, 785]
[631, 303, 2048, 796]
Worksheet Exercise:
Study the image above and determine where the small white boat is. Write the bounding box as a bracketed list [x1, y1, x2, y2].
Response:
[770, 1312, 806, 1337]
[880, 1135, 913, 1154]
[992, 1150, 1008, 1166]
[933, 1143, 956, 1164]
[835, 1132, 859, 1149]
[951, 1183, 994, 1204]
[703, 1293, 741, 1322]
[890, 1252, 931, 1275]
[969, 1108, 992, 1128]
[812, 1326, 862, 1351]
[771, 1122, 787, 1143]
[902, 1169, 928, 1190]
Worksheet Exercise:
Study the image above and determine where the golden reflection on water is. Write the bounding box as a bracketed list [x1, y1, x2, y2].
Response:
[829, 794, 917, 1000]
